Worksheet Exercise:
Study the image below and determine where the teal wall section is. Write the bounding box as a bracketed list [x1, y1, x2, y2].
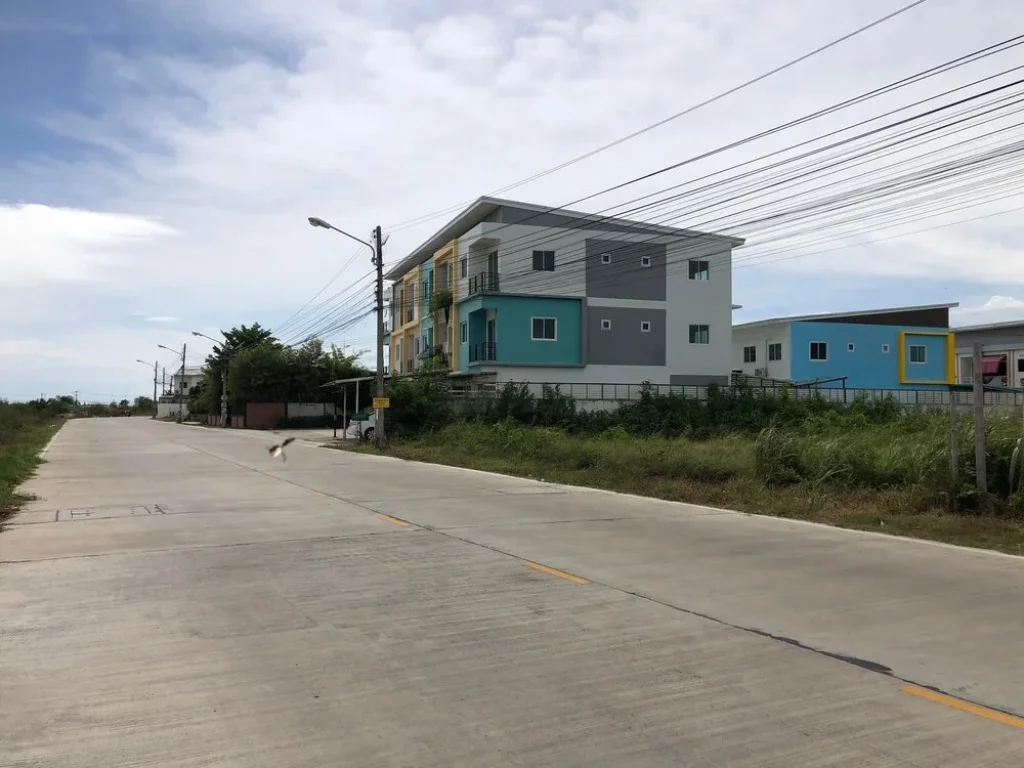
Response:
[458, 295, 583, 369]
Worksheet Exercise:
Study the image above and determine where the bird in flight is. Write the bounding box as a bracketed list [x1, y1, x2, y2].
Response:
[268, 437, 295, 461]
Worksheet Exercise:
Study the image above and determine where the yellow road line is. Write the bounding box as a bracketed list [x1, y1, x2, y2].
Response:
[901, 685, 1024, 730]
[378, 514, 410, 528]
[525, 561, 589, 585]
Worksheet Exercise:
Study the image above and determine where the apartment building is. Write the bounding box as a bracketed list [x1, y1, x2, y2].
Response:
[386, 196, 744, 386]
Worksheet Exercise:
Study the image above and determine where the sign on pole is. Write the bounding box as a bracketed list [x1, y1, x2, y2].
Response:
[372, 397, 391, 409]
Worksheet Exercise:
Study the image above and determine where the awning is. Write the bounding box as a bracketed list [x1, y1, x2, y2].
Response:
[982, 355, 1006, 375]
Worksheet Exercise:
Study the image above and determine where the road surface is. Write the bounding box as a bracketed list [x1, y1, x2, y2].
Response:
[3, 417, 1023, 766]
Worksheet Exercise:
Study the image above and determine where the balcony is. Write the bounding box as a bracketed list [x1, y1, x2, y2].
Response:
[467, 271, 500, 297]
[468, 342, 498, 364]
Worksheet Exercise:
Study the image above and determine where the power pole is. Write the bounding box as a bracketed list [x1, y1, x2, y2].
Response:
[180, 342, 187, 415]
[162, 368, 166, 395]
[972, 341, 987, 497]
[151, 362, 158, 418]
[374, 224, 386, 449]
[220, 360, 229, 427]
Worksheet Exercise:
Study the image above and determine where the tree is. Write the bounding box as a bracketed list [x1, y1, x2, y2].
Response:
[194, 324, 281, 416]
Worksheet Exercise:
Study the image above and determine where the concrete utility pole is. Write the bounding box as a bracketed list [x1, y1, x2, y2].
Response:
[373, 224, 386, 449]
[193, 331, 230, 427]
[180, 343, 187, 408]
[972, 341, 987, 496]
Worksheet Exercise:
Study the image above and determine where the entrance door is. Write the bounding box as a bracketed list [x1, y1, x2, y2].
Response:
[486, 318, 496, 361]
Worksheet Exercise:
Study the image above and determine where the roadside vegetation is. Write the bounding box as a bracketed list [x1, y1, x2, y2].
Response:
[0, 399, 68, 525]
[338, 374, 1024, 554]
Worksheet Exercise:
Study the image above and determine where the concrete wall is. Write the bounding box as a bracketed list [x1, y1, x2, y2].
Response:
[732, 323, 793, 380]
[459, 295, 583, 370]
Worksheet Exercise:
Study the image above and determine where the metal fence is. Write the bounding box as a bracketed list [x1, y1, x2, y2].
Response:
[453, 381, 1024, 410]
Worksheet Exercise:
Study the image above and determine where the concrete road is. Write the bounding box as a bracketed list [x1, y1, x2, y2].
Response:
[3, 419, 1023, 766]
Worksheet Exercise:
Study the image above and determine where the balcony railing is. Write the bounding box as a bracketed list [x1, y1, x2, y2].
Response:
[467, 271, 499, 297]
[468, 342, 498, 364]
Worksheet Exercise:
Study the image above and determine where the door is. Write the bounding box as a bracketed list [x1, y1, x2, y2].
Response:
[486, 318, 496, 361]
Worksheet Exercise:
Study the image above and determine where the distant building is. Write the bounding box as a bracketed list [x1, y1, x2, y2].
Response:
[169, 366, 205, 395]
[952, 320, 1024, 388]
[732, 303, 958, 390]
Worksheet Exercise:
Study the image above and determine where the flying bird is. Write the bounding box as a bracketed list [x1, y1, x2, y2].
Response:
[268, 437, 295, 461]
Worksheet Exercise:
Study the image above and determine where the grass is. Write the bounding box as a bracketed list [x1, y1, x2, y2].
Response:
[337, 415, 1024, 556]
[0, 403, 63, 527]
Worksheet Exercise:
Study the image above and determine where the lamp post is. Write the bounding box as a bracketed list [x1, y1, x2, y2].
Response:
[136, 359, 157, 417]
[308, 215, 386, 449]
[158, 343, 186, 417]
[193, 331, 229, 427]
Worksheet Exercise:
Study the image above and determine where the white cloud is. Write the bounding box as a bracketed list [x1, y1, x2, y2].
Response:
[952, 296, 1024, 327]
[7, 0, 1024, 396]
[145, 316, 180, 323]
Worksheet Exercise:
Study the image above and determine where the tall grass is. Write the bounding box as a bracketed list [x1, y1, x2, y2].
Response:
[0, 401, 64, 523]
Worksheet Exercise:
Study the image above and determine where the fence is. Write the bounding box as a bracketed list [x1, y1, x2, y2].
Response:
[244, 402, 338, 429]
[452, 381, 1024, 412]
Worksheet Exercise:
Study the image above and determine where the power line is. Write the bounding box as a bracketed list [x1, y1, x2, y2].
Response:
[384, 0, 934, 233]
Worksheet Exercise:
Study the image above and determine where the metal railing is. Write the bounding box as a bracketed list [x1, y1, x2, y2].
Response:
[467, 271, 500, 297]
[468, 342, 498, 363]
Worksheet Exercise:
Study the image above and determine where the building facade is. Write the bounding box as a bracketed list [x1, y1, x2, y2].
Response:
[385, 196, 744, 385]
[732, 304, 958, 389]
[952, 320, 1024, 388]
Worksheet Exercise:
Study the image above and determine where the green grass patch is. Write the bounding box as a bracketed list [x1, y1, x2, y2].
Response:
[0, 402, 63, 526]
[338, 416, 1024, 556]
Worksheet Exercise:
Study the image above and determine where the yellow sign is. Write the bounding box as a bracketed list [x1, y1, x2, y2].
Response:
[372, 397, 391, 409]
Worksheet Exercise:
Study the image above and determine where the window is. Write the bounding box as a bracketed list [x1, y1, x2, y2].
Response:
[600, 253, 611, 264]
[1018, 358, 1024, 373]
[847, 343, 855, 352]
[909, 344, 927, 364]
[600, 319, 612, 331]
[531, 317, 557, 340]
[640, 255, 652, 268]
[688, 324, 710, 344]
[460, 322, 467, 343]
[414, 337, 420, 355]
[743, 345, 757, 363]
[532, 250, 555, 271]
[882, 344, 890, 354]
[768, 343, 782, 361]
[688, 259, 709, 281]
[809, 341, 828, 361]
[459, 256, 467, 278]
[640, 321, 651, 333]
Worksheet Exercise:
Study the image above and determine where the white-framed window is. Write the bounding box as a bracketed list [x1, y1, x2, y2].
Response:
[532, 250, 555, 271]
[460, 322, 467, 343]
[688, 324, 709, 344]
[809, 341, 828, 361]
[847, 343, 855, 352]
[882, 344, 890, 353]
[600, 253, 611, 264]
[531, 317, 557, 340]
[909, 344, 927, 364]
[688, 259, 709, 281]
[640, 255, 652, 268]
[768, 343, 782, 361]
[743, 345, 756, 363]
[459, 255, 468, 278]
[600, 318, 612, 331]
[640, 320, 651, 333]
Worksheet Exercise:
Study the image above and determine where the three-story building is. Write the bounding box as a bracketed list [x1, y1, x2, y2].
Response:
[386, 196, 744, 386]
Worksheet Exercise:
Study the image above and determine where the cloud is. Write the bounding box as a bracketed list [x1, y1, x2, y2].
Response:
[6, 0, 1024, 397]
[951, 295, 1024, 327]
[145, 316, 180, 323]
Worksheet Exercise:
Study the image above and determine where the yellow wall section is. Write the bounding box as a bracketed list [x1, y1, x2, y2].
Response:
[432, 238, 458, 370]
[897, 330, 956, 385]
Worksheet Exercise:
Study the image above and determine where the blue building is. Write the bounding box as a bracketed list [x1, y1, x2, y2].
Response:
[731, 303, 958, 390]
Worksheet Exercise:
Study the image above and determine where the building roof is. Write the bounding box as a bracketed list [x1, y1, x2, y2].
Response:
[951, 318, 1024, 333]
[385, 195, 746, 281]
[173, 366, 205, 377]
[733, 302, 960, 330]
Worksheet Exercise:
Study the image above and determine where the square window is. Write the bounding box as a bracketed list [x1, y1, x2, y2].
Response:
[768, 343, 782, 361]
[743, 345, 757, 363]
[640, 321, 651, 333]
[600, 319, 611, 331]
[531, 317, 557, 340]
[688, 324, 710, 344]
[460, 322, 467, 343]
[688, 259, 709, 281]
[909, 344, 927, 364]
[847, 343, 855, 352]
[809, 341, 828, 361]
[640, 255, 652, 268]
[532, 250, 555, 271]
[600, 253, 611, 264]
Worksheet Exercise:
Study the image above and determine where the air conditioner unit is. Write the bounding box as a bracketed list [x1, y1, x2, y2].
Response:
[754, 368, 768, 377]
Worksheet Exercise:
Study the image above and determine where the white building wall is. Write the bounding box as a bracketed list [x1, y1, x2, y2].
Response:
[731, 323, 793, 380]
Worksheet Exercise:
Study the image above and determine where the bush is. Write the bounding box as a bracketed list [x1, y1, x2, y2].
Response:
[1, 401, 63, 523]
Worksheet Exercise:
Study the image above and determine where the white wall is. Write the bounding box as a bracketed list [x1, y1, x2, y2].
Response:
[731, 323, 792, 380]
[157, 402, 186, 419]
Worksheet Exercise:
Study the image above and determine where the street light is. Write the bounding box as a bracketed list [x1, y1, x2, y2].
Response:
[193, 331, 230, 427]
[308, 214, 386, 449]
[158, 342, 187, 415]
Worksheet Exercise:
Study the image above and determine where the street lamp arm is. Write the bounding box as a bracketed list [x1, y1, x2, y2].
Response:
[307, 216, 374, 253]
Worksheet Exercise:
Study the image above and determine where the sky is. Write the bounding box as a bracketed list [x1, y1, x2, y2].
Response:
[1, 0, 1023, 402]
